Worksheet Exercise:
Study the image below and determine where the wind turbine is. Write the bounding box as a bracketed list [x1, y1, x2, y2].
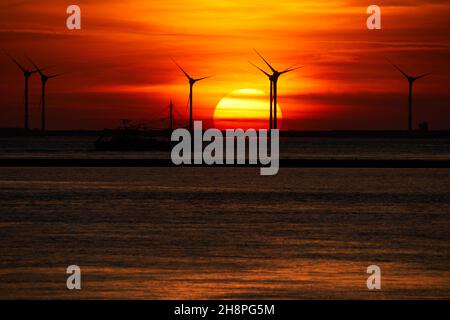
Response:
[390, 61, 431, 131]
[28, 58, 63, 132]
[4, 51, 37, 130]
[172, 59, 209, 131]
[253, 50, 302, 130]
[249, 61, 274, 130]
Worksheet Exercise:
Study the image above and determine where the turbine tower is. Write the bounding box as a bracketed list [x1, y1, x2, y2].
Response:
[249, 61, 275, 130]
[169, 98, 174, 131]
[4, 52, 37, 130]
[390, 62, 431, 131]
[172, 59, 209, 131]
[253, 50, 302, 130]
[28, 58, 63, 132]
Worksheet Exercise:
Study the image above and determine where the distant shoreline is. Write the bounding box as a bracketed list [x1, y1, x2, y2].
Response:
[1, 128, 450, 139]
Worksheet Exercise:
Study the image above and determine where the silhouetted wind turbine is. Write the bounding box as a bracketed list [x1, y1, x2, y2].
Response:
[172, 59, 209, 131]
[249, 61, 274, 130]
[390, 61, 431, 131]
[28, 58, 63, 132]
[4, 51, 37, 130]
[253, 50, 302, 129]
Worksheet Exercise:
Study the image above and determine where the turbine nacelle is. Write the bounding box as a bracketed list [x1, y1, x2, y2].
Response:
[189, 76, 209, 86]
[388, 59, 431, 84]
[171, 58, 209, 85]
[27, 57, 63, 83]
[41, 73, 64, 83]
[251, 50, 303, 81]
[411, 73, 432, 83]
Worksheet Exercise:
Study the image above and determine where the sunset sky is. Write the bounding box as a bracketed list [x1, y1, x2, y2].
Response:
[0, 0, 449, 130]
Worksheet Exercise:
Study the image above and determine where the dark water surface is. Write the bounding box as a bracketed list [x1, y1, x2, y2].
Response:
[0, 167, 449, 299]
[0, 136, 449, 160]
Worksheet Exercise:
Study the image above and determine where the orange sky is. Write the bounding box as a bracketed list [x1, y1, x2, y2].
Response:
[0, 0, 449, 130]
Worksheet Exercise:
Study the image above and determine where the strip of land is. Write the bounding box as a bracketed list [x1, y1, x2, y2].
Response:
[0, 158, 449, 168]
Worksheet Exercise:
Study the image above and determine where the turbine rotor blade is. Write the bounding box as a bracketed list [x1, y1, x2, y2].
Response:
[284, 63, 299, 70]
[281, 66, 303, 74]
[393, 64, 410, 79]
[3, 50, 26, 73]
[387, 59, 410, 79]
[194, 76, 210, 82]
[30, 65, 52, 75]
[249, 61, 270, 77]
[414, 72, 431, 81]
[171, 58, 193, 80]
[48, 73, 65, 79]
[254, 49, 276, 73]
[26, 56, 45, 77]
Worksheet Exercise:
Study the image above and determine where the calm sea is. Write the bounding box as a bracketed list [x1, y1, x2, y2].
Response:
[0, 136, 449, 160]
[0, 167, 449, 299]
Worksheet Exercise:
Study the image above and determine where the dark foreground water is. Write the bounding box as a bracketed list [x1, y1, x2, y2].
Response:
[0, 167, 449, 299]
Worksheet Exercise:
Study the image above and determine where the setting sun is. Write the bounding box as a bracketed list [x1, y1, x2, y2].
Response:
[213, 89, 282, 130]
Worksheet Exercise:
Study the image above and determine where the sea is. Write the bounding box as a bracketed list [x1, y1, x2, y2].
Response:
[0, 136, 449, 299]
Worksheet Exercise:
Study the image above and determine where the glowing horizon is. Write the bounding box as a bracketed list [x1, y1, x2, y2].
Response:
[0, 0, 449, 130]
[214, 89, 283, 130]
